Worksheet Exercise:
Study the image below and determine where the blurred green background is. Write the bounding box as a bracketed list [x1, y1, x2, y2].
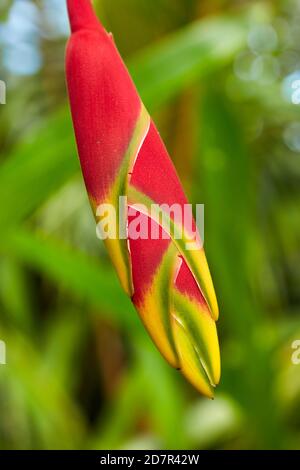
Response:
[0, 0, 300, 450]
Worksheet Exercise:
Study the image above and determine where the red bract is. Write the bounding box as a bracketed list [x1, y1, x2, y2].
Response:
[66, 0, 220, 396]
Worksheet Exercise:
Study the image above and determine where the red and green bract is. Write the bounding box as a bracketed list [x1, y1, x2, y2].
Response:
[66, 0, 220, 397]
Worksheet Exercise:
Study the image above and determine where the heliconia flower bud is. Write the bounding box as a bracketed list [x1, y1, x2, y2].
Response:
[65, 0, 220, 397]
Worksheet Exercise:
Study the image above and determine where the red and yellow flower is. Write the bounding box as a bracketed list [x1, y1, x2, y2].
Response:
[65, 0, 220, 397]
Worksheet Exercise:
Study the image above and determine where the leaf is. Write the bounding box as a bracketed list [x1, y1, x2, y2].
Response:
[194, 84, 282, 447]
[2, 228, 137, 327]
[129, 15, 248, 109]
[0, 325, 86, 449]
[0, 109, 78, 231]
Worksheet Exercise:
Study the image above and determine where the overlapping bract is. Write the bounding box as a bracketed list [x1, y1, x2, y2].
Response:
[65, 0, 220, 396]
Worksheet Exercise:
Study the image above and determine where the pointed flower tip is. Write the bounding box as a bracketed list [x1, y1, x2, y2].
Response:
[200, 383, 215, 400]
[198, 375, 216, 399]
[67, 0, 105, 34]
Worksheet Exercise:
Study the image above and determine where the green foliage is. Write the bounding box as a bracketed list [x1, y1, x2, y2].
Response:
[130, 13, 248, 109]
